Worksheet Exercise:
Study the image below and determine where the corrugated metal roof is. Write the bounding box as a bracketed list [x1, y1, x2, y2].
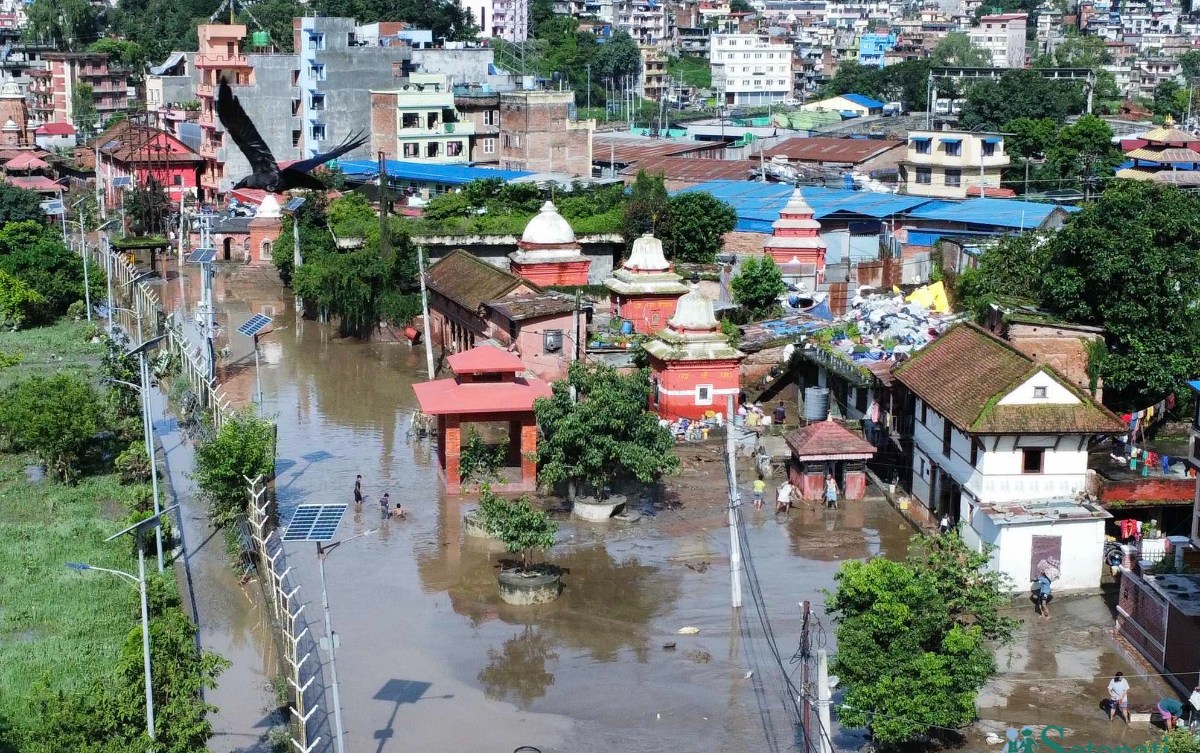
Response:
[799, 186, 934, 219]
[593, 133, 720, 165]
[763, 137, 904, 165]
[675, 181, 794, 233]
[841, 93, 885, 109]
[618, 155, 760, 182]
[907, 197, 1076, 229]
[338, 159, 531, 185]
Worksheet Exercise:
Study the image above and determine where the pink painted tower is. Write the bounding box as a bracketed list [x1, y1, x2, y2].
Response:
[763, 188, 827, 280]
[509, 201, 591, 286]
[644, 283, 744, 421]
[604, 232, 689, 334]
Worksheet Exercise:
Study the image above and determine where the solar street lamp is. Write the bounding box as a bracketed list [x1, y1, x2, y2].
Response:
[66, 505, 178, 750]
[237, 314, 273, 416]
[131, 334, 168, 572]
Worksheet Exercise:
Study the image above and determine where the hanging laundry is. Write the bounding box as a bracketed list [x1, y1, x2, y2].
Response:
[1118, 519, 1140, 541]
[1167, 393, 1177, 410]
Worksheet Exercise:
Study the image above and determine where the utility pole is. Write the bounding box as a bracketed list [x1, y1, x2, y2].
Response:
[816, 649, 833, 753]
[177, 190, 186, 264]
[800, 600, 813, 753]
[725, 394, 742, 609]
[377, 150, 390, 257]
[417, 244, 435, 380]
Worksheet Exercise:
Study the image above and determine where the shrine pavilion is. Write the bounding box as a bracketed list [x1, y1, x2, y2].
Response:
[412, 345, 551, 493]
[603, 232, 689, 335]
[763, 189, 827, 280]
[508, 201, 591, 286]
[1117, 116, 1200, 186]
[784, 416, 876, 501]
[643, 284, 744, 421]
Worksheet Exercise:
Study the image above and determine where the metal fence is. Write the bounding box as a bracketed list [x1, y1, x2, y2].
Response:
[242, 475, 325, 753]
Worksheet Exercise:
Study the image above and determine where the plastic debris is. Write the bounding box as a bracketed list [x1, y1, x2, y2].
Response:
[677, 626, 700, 635]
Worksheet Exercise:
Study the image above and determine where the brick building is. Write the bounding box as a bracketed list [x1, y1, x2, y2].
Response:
[499, 89, 594, 176]
[28, 52, 129, 133]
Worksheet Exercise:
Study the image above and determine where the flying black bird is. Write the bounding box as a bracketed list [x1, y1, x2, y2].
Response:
[216, 77, 367, 193]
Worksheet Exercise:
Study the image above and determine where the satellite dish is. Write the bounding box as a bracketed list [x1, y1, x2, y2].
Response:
[828, 675, 840, 690]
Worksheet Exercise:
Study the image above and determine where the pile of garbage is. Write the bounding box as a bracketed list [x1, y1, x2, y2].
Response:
[821, 282, 958, 366]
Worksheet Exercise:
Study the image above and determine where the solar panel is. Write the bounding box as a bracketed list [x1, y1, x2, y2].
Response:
[281, 504, 346, 542]
[236, 314, 273, 337]
[283, 197, 306, 212]
[186, 248, 216, 264]
[39, 199, 64, 214]
[112, 176, 133, 187]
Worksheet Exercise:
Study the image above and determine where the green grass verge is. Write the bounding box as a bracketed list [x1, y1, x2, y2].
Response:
[668, 55, 712, 89]
[0, 318, 104, 389]
[0, 451, 142, 725]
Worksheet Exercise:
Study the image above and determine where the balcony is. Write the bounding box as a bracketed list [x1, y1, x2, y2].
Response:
[195, 53, 249, 68]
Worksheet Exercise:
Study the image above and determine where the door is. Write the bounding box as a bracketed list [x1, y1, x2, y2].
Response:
[1030, 535, 1062, 582]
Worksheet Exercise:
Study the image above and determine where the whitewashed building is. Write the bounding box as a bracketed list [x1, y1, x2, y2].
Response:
[709, 33, 794, 106]
[894, 323, 1124, 592]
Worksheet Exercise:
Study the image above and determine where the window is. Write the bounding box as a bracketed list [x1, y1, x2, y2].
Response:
[308, 33, 325, 51]
[982, 141, 996, 157]
[426, 142, 440, 158]
[291, 99, 301, 116]
[310, 123, 326, 141]
[1022, 448, 1044, 474]
[173, 174, 183, 186]
[920, 400, 927, 424]
[309, 64, 325, 81]
[402, 112, 420, 129]
[970, 438, 982, 467]
[483, 138, 496, 154]
[311, 93, 325, 111]
[945, 140, 961, 157]
[696, 384, 714, 405]
[485, 109, 500, 126]
[855, 387, 867, 414]
[945, 168, 961, 187]
[1033, 386, 1048, 399]
[290, 70, 299, 86]
[292, 130, 301, 148]
[261, 240, 273, 261]
[942, 419, 952, 457]
[403, 142, 419, 157]
[916, 167, 932, 184]
[447, 141, 463, 157]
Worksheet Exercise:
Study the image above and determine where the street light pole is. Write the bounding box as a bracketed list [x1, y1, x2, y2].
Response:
[73, 196, 92, 322]
[129, 335, 168, 573]
[316, 529, 375, 753]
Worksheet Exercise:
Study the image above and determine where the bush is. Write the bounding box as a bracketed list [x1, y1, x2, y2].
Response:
[115, 442, 151, 484]
[192, 411, 275, 526]
[0, 374, 104, 481]
[478, 490, 557, 569]
[0, 267, 48, 329]
[460, 428, 507, 485]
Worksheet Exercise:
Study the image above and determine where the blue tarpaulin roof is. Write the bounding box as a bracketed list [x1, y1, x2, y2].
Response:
[841, 93, 885, 109]
[675, 181, 794, 233]
[908, 197, 1077, 229]
[338, 159, 532, 186]
[940, 137, 962, 144]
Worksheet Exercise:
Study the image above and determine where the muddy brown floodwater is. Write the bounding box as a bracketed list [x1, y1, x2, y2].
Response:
[157, 263, 1170, 753]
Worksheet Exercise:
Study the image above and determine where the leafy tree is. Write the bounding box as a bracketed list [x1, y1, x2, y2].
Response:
[460, 428, 508, 485]
[0, 374, 104, 481]
[667, 192, 736, 263]
[292, 246, 389, 337]
[0, 220, 87, 316]
[192, 411, 275, 526]
[237, 0, 303, 52]
[827, 533, 1016, 746]
[1180, 49, 1200, 82]
[953, 231, 1050, 319]
[624, 170, 672, 249]
[0, 182, 50, 225]
[595, 29, 640, 84]
[823, 60, 885, 100]
[125, 177, 172, 237]
[312, 0, 478, 41]
[1044, 114, 1123, 187]
[1038, 181, 1200, 404]
[931, 32, 990, 67]
[107, 0, 211, 66]
[23, 0, 99, 48]
[482, 492, 557, 568]
[0, 268, 49, 329]
[535, 361, 679, 499]
[730, 0, 754, 10]
[822, 60, 932, 111]
[730, 255, 786, 319]
[1046, 33, 1111, 68]
[71, 82, 100, 137]
[1152, 80, 1188, 120]
[89, 39, 148, 72]
[959, 70, 1086, 130]
[529, 0, 556, 37]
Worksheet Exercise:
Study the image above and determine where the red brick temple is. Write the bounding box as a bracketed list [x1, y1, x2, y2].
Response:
[412, 345, 551, 493]
[785, 417, 876, 501]
[508, 200, 591, 286]
[604, 232, 689, 334]
[644, 284, 744, 421]
[763, 189, 827, 280]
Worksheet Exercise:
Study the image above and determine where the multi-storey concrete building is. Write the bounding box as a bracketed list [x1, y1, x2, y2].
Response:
[710, 33, 793, 106]
[27, 52, 129, 133]
[857, 32, 896, 68]
[453, 84, 502, 164]
[615, 0, 671, 45]
[900, 130, 1009, 199]
[638, 46, 669, 101]
[498, 89, 593, 176]
[969, 13, 1028, 69]
[370, 74, 474, 163]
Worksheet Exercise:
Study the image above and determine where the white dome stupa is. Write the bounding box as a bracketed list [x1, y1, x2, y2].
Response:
[520, 201, 576, 246]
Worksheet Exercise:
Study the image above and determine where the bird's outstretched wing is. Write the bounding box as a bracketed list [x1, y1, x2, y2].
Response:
[286, 130, 369, 175]
[216, 78, 278, 175]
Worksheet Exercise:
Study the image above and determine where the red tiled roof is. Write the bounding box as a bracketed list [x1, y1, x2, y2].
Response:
[36, 122, 76, 136]
[5, 175, 61, 192]
[447, 345, 525, 374]
[892, 323, 1124, 435]
[763, 137, 904, 165]
[785, 419, 876, 460]
[412, 375, 551, 415]
[5, 152, 49, 170]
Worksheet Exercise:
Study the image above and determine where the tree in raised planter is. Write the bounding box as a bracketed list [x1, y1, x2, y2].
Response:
[535, 361, 679, 501]
[485, 493, 561, 605]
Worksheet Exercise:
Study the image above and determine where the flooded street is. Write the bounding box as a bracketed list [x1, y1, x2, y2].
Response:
[156, 261, 914, 753]
[151, 261, 1171, 753]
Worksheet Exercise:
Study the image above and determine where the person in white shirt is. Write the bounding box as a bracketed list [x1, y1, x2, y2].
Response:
[1107, 672, 1130, 724]
[775, 481, 793, 514]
